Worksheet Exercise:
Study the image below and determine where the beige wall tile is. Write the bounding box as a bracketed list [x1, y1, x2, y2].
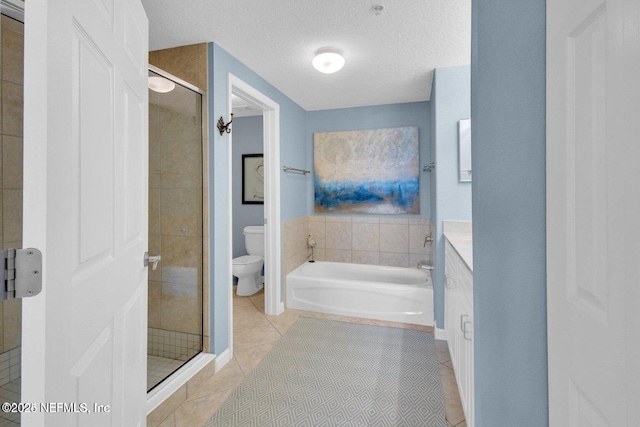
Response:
[409, 218, 430, 226]
[161, 235, 202, 268]
[379, 217, 409, 225]
[161, 294, 202, 335]
[148, 234, 162, 282]
[307, 215, 325, 223]
[2, 136, 21, 189]
[291, 221, 306, 254]
[1, 241, 19, 251]
[149, 101, 162, 142]
[307, 220, 326, 249]
[158, 105, 202, 143]
[352, 250, 380, 265]
[325, 216, 351, 223]
[148, 280, 162, 329]
[3, 189, 21, 243]
[160, 188, 202, 237]
[2, 82, 22, 137]
[352, 216, 379, 224]
[325, 221, 351, 250]
[150, 45, 199, 88]
[149, 137, 161, 190]
[0, 303, 4, 353]
[149, 189, 160, 235]
[325, 249, 352, 263]
[196, 44, 208, 90]
[2, 298, 20, 350]
[312, 247, 326, 261]
[160, 140, 203, 189]
[379, 223, 408, 253]
[282, 224, 296, 260]
[0, 189, 3, 244]
[2, 21, 23, 85]
[379, 252, 410, 267]
[352, 222, 380, 251]
[409, 223, 430, 254]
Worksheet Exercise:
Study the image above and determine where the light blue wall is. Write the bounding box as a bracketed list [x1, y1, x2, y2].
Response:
[306, 102, 431, 217]
[471, 0, 548, 425]
[208, 43, 307, 354]
[232, 116, 264, 259]
[430, 66, 472, 328]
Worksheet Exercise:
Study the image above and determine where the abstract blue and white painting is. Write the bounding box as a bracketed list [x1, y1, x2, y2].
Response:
[314, 127, 419, 214]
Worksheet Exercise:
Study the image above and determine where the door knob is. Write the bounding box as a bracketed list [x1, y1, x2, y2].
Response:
[144, 252, 161, 270]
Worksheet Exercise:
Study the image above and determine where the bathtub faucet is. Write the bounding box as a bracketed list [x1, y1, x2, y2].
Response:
[417, 261, 434, 271]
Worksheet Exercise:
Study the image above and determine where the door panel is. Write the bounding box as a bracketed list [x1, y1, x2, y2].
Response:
[547, 0, 640, 424]
[22, 0, 149, 425]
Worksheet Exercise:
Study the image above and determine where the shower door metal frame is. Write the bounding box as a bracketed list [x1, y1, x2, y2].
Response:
[146, 65, 208, 390]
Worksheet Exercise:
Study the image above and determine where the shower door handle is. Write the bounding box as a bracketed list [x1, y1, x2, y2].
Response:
[144, 252, 162, 271]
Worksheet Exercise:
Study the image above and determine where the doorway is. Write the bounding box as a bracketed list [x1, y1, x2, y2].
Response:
[227, 75, 282, 355]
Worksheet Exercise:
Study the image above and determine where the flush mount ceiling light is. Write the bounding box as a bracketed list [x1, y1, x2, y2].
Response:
[312, 48, 345, 74]
[148, 76, 175, 93]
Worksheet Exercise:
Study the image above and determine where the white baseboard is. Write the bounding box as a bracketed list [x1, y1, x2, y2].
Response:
[147, 352, 216, 414]
[214, 348, 232, 373]
[435, 327, 447, 341]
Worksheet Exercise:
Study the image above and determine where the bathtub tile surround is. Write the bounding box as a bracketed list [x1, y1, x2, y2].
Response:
[282, 215, 434, 282]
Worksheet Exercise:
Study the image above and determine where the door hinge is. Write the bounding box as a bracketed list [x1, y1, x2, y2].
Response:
[2, 248, 42, 300]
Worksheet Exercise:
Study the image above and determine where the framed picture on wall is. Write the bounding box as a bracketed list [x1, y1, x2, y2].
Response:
[242, 154, 264, 204]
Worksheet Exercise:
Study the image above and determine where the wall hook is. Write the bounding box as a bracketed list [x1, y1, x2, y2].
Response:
[217, 113, 234, 135]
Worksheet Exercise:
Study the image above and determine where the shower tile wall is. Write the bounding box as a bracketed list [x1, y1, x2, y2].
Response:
[0, 15, 23, 387]
[148, 94, 203, 352]
[149, 44, 210, 352]
[283, 215, 434, 296]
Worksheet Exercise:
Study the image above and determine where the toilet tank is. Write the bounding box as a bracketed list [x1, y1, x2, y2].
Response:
[244, 226, 265, 256]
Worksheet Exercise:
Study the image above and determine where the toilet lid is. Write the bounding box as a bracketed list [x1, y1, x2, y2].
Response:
[233, 255, 262, 265]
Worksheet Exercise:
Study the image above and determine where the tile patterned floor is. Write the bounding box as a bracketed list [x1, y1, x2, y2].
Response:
[149, 288, 467, 427]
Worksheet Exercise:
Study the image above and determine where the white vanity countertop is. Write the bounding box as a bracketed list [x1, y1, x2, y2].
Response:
[443, 232, 473, 272]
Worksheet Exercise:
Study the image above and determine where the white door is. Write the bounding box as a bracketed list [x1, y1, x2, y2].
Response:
[547, 0, 640, 425]
[21, 0, 149, 425]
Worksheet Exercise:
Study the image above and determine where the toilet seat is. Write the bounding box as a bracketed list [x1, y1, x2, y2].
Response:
[233, 255, 262, 265]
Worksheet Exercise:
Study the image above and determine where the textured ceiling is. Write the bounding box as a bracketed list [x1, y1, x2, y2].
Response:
[141, 0, 471, 111]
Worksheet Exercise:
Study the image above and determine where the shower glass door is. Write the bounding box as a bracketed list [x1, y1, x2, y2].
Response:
[147, 69, 203, 391]
[0, 12, 24, 426]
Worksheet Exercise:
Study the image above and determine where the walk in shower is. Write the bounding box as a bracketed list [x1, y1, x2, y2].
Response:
[147, 68, 204, 391]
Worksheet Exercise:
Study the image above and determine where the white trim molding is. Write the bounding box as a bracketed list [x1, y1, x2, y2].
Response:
[435, 327, 447, 341]
[146, 353, 216, 414]
[226, 73, 283, 355]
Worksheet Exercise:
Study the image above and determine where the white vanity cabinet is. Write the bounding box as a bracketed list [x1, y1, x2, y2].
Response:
[445, 239, 474, 427]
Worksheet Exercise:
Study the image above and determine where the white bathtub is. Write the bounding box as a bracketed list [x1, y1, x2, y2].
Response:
[286, 261, 433, 326]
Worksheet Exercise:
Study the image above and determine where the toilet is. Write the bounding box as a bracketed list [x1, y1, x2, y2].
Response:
[232, 226, 265, 296]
